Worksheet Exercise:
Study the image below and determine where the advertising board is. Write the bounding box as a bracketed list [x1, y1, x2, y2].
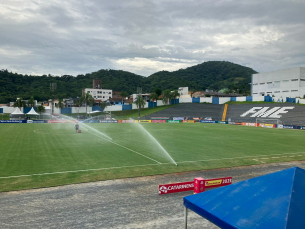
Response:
[100, 120, 118, 123]
[283, 125, 296, 129]
[33, 120, 47, 123]
[242, 122, 257, 127]
[159, 181, 194, 195]
[173, 117, 184, 121]
[205, 177, 232, 188]
[200, 120, 216, 123]
[47, 120, 77, 123]
[120, 120, 135, 123]
[151, 117, 170, 120]
[167, 120, 180, 123]
[151, 120, 167, 123]
[183, 120, 195, 123]
[0, 120, 26, 123]
[137, 120, 151, 123]
[218, 121, 228, 124]
[259, 123, 275, 128]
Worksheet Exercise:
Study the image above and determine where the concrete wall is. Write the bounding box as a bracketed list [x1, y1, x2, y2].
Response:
[218, 97, 231, 104]
[252, 96, 264, 102]
[236, 97, 247, 102]
[157, 100, 166, 106]
[179, 98, 192, 103]
[200, 97, 212, 103]
[105, 105, 122, 111]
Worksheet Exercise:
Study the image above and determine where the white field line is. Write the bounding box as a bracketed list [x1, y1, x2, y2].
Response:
[1, 152, 304, 180]
[37, 124, 162, 165]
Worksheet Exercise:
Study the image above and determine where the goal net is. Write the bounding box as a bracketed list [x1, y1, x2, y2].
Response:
[256, 118, 280, 126]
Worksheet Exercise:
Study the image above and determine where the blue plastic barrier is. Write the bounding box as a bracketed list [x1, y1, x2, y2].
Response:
[0, 108, 3, 113]
[212, 97, 219, 104]
[148, 102, 157, 108]
[246, 96, 252, 101]
[230, 97, 237, 101]
[264, 96, 273, 102]
[122, 104, 132, 110]
[192, 98, 200, 103]
[92, 106, 103, 112]
[61, 108, 72, 114]
[171, 99, 179, 105]
[286, 98, 296, 103]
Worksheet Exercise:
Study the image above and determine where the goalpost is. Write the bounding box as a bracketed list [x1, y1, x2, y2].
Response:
[256, 118, 280, 127]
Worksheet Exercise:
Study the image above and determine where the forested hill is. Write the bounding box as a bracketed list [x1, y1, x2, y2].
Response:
[0, 61, 257, 103]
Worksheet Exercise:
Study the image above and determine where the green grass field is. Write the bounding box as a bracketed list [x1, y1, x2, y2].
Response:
[0, 122, 305, 192]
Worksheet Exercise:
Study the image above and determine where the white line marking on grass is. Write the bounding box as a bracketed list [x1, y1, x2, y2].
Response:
[85, 130, 162, 164]
[272, 157, 280, 159]
[261, 158, 269, 160]
[1, 152, 304, 180]
[0, 163, 160, 179]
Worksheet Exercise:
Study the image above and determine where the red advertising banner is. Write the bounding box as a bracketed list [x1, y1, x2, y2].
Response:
[151, 120, 167, 123]
[258, 123, 275, 128]
[159, 181, 194, 195]
[242, 122, 258, 127]
[205, 177, 232, 188]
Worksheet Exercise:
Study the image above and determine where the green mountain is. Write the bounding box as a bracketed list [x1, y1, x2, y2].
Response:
[0, 61, 257, 103]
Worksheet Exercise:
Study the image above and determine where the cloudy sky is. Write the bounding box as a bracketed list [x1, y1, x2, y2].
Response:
[0, 0, 304, 77]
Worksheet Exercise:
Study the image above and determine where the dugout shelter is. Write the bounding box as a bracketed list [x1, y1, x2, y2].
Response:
[183, 167, 305, 229]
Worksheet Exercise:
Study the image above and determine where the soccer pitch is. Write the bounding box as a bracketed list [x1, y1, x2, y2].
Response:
[0, 123, 305, 192]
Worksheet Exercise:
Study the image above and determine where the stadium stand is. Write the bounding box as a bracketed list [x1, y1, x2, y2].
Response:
[226, 103, 305, 126]
[142, 103, 225, 120]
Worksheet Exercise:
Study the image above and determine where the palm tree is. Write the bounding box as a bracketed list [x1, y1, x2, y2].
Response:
[162, 89, 171, 105]
[13, 98, 26, 110]
[133, 95, 145, 120]
[27, 96, 35, 107]
[74, 99, 81, 117]
[171, 90, 180, 104]
[100, 102, 108, 111]
[80, 92, 94, 115]
[37, 105, 45, 119]
[149, 93, 159, 108]
[119, 91, 129, 105]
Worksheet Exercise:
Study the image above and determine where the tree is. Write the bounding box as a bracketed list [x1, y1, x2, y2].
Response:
[27, 96, 35, 107]
[119, 91, 129, 105]
[149, 93, 159, 109]
[162, 89, 171, 105]
[100, 102, 108, 111]
[74, 99, 81, 117]
[80, 92, 94, 115]
[153, 88, 162, 97]
[56, 99, 65, 109]
[37, 105, 45, 119]
[13, 98, 26, 110]
[133, 95, 145, 120]
[171, 90, 180, 104]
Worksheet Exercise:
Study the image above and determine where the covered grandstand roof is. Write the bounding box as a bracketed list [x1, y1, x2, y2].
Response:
[184, 167, 305, 228]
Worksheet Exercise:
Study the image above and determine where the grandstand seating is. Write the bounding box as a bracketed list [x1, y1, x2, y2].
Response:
[226, 104, 305, 125]
[143, 103, 305, 125]
[143, 103, 225, 120]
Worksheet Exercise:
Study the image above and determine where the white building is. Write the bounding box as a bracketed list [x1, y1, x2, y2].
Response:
[178, 87, 191, 98]
[84, 79, 112, 102]
[252, 67, 305, 98]
[84, 88, 112, 101]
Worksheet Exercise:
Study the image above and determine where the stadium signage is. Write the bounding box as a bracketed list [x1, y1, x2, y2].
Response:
[205, 177, 232, 188]
[137, 120, 151, 123]
[283, 125, 296, 129]
[0, 120, 26, 123]
[47, 120, 77, 123]
[183, 120, 195, 123]
[242, 122, 257, 127]
[218, 121, 227, 124]
[200, 120, 216, 123]
[151, 117, 170, 120]
[240, 106, 294, 118]
[167, 120, 180, 123]
[173, 117, 184, 120]
[159, 181, 194, 195]
[159, 177, 232, 195]
[100, 120, 118, 123]
[259, 123, 274, 128]
[151, 120, 167, 123]
[120, 120, 135, 123]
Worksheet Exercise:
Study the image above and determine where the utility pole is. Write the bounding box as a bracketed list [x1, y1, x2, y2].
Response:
[50, 83, 57, 117]
[137, 87, 142, 121]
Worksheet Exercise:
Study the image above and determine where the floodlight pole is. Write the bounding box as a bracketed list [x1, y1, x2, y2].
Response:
[184, 207, 188, 229]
